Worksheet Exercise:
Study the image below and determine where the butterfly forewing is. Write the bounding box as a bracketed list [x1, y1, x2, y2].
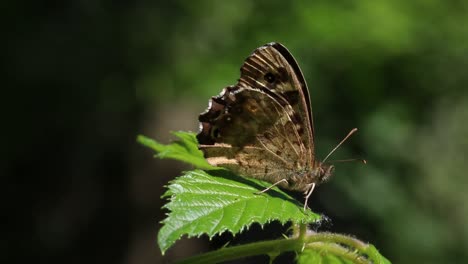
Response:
[238, 43, 316, 165]
[197, 43, 318, 192]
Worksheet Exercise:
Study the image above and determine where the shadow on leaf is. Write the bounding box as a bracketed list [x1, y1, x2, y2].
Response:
[207, 169, 304, 209]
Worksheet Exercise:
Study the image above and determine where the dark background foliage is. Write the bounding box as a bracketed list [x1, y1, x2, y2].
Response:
[4, 1, 468, 263]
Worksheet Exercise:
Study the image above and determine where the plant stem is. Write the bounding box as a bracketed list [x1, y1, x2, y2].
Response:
[303, 232, 367, 249]
[176, 238, 302, 264]
[176, 232, 376, 264]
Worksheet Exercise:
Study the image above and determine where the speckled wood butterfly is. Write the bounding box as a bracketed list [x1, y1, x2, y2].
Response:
[197, 43, 360, 209]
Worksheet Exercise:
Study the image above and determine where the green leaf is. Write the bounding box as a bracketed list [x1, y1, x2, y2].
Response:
[362, 245, 392, 264]
[139, 132, 390, 263]
[137, 131, 214, 169]
[158, 169, 321, 254]
[139, 132, 321, 254]
[296, 233, 392, 264]
[297, 250, 355, 264]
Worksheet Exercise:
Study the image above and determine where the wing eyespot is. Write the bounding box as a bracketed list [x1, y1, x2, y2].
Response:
[264, 72, 276, 83]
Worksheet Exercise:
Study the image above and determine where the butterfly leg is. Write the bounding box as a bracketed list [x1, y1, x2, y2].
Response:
[256, 179, 289, 194]
[303, 183, 316, 211]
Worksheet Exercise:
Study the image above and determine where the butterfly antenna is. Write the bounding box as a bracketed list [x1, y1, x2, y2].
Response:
[327, 158, 367, 164]
[322, 128, 358, 162]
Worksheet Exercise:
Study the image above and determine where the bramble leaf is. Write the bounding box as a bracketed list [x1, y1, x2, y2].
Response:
[139, 132, 390, 263]
[137, 131, 214, 170]
[137, 132, 321, 254]
[158, 169, 320, 254]
[296, 232, 392, 264]
[297, 250, 355, 264]
[296, 242, 391, 264]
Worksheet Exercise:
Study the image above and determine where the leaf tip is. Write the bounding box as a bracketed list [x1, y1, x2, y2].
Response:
[136, 134, 147, 143]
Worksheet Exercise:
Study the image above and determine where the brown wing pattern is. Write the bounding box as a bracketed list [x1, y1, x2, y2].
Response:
[239, 43, 315, 164]
[197, 43, 316, 189]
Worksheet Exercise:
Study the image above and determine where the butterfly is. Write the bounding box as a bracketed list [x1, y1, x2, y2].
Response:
[196, 42, 359, 210]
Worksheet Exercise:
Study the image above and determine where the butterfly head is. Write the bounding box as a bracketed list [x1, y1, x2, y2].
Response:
[317, 162, 335, 183]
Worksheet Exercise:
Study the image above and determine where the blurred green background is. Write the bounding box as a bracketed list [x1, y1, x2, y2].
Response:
[5, 1, 468, 263]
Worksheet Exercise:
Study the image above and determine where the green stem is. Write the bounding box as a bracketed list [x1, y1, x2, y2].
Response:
[176, 232, 375, 264]
[298, 223, 307, 240]
[176, 238, 302, 264]
[303, 232, 367, 249]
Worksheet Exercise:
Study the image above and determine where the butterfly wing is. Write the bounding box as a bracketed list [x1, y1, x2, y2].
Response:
[239, 43, 315, 163]
[197, 43, 316, 190]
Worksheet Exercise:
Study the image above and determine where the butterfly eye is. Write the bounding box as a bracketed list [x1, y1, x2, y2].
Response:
[264, 72, 276, 83]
